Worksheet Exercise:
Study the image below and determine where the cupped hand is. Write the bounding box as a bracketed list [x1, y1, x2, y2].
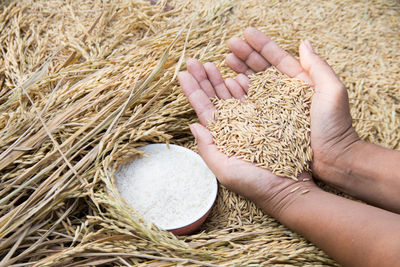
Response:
[225, 27, 360, 184]
[178, 59, 315, 219]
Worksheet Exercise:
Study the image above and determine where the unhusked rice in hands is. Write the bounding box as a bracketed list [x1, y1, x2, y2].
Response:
[208, 67, 314, 180]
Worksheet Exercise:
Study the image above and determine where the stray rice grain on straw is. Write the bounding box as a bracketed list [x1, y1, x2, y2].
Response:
[208, 67, 314, 180]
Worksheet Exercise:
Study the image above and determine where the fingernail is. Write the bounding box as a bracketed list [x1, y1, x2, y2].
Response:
[245, 69, 255, 75]
[189, 123, 199, 139]
[304, 40, 314, 53]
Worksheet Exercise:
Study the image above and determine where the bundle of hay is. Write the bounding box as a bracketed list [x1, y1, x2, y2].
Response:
[0, 0, 399, 266]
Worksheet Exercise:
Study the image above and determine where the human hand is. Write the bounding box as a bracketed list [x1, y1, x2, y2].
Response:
[178, 59, 315, 219]
[225, 27, 360, 185]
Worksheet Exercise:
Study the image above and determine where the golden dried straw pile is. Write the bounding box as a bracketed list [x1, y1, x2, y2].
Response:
[0, 0, 399, 266]
[209, 67, 313, 180]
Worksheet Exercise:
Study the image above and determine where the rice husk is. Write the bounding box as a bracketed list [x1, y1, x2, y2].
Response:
[208, 67, 313, 180]
[0, 0, 399, 266]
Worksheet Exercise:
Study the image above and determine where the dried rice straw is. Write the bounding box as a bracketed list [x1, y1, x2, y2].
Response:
[0, 0, 399, 266]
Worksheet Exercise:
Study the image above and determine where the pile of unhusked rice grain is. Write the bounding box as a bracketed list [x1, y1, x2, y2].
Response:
[208, 67, 314, 180]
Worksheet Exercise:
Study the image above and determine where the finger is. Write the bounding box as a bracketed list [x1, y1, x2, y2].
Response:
[299, 40, 344, 93]
[189, 123, 230, 180]
[186, 58, 217, 97]
[225, 78, 246, 100]
[227, 36, 271, 72]
[225, 53, 254, 75]
[203, 62, 232, 100]
[189, 123, 276, 191]
[243, 27, 312, 84]
[235, 73, 250, 93]
[178, 71, 215, 125]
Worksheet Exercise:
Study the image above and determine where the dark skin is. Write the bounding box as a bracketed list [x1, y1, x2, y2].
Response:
[178, 27, 400, 267]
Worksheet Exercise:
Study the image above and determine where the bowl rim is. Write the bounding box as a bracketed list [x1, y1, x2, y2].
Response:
[164, 180, 218, 231]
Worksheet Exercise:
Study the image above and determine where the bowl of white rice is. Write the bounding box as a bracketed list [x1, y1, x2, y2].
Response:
[114, 143, 218, 235]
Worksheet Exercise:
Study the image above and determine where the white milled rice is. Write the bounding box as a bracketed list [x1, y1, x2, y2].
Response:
[115, 144, 217, 230]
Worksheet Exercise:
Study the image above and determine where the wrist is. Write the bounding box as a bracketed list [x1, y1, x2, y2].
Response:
[313, 138, 366, 193]
[312, 128, 362, 187]
[259, 173, 320, 221]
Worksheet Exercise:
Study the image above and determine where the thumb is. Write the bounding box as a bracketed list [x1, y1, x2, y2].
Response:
[189, 123, 214, 146]
[189, 123, 228, 177]
[299, 40, 345, 94]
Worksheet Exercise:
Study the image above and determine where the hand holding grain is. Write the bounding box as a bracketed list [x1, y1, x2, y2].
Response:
[178, 52, 400, 267]
[178, 59, 315, 219]
[178, 32, 400, 267]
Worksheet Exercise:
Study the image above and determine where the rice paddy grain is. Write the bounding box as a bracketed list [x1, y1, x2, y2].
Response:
[208, 68, 313, 180]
